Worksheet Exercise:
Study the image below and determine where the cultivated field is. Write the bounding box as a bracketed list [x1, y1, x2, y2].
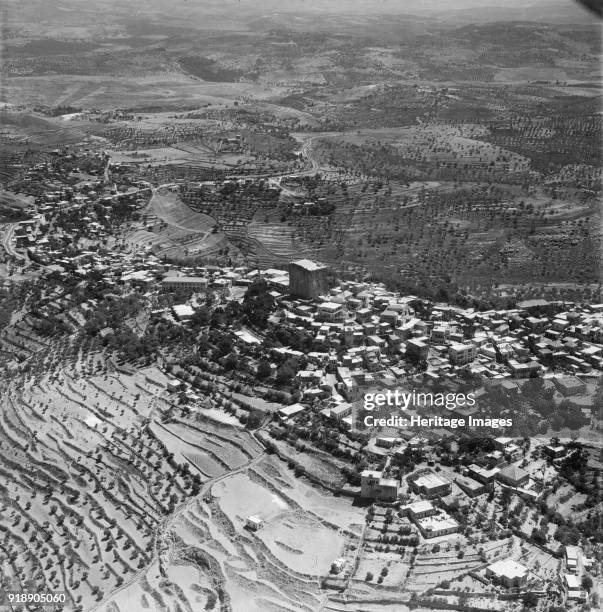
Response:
[124, 189, 226, 259]
[96, 455, 366, 612]
[0, 351, 286, 612]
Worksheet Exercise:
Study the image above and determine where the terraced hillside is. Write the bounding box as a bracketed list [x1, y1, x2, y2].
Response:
[0, 344, 373, 612]
[126, 189, 227, 259]
[285, 174, 600, 299]
[247, 221, 318, 261]
[97, 455, 366, 612]
[0, 364, 268, 612]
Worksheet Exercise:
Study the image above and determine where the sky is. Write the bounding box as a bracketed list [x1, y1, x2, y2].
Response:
[3, 0, 595, 27]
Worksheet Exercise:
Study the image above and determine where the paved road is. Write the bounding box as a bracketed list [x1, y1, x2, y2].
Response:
[0, 223, 24, 260]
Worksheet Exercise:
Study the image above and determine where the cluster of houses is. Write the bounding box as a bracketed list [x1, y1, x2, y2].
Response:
[10, 149, 599, 607]
[359, 433, 561, 506]
[248, 261, 602, 434]
[358, 436, 541, 531]
[562, 545, 592, 603]
[353, 437, 594, 605]
[10, 160, 603, 399]
[26, 249, 597, 435]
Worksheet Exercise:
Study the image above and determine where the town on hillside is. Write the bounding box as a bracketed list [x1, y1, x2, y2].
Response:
[0, 1, 601, 611]
[0, 146, 601, 610]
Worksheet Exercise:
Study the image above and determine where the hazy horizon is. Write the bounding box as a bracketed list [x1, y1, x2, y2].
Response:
[1, 0, 596, 25]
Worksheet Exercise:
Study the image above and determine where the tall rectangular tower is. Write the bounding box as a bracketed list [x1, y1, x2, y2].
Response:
[288, 259, 329, 299]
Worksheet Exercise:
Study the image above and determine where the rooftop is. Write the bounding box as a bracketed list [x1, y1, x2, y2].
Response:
[319, 301, 342, 311]
[278, 403, 308, 418]
[290, 259, 327, 272]
[407, 500, 434, 514]
[498, 464, 529, 483]
[564, 573, 580, 590]
[487, 558, 528, 580]
[162, 276, 207, 283]
[456, 475, 484, 491]
[417, 512, 458, 532]
[173, 304, 194, 317]
[414, 473, 450, 490]
[469, 464, 499, 478]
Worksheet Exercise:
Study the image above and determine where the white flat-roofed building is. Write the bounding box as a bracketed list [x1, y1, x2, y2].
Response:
[355, 307, 372, 323]
[376, 436, 398, 448]
[468, 464, 500, 484]
[166, 379, 183, 393]
[360, 470, 399, 502]
[431, 326, 450, 342]
[456, 475, 489, 498]
[172, 304, 195, 322]
[406, 338, 429, 362]
[162, 276, 208, 291]
[493, 437, 514, 450]
[508, 359, 543, 378]
[122, 270, 155, 285]
[234, 329, 262, 345]
[486, 559, 528, 588]
[245, 516, 263, 531]
[318, 301, 345, 322]
[404, 500, 437, 519]
[567, 589, 585, 602]
[377, 477, 398, 500]
[565, 546, 581, 572]
[263, 268, 288, 278]
[564, 573, 580, 592]
[544, 444, 566, 459]
[277, 403, 308, 421]
[449, 342, 477, 365]
[412, 473, 452, 497]
[416, 510, 459, 539]
[330, 402, 352, 421]
[331, 558, 347, 574]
